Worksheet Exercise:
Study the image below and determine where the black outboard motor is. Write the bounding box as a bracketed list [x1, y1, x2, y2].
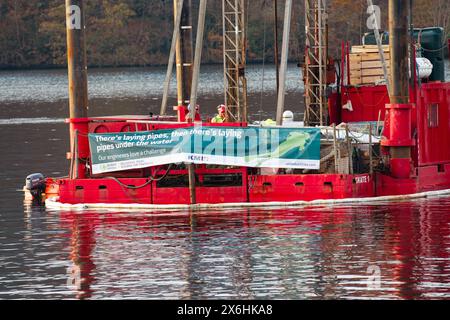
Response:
[25, 173, 46, 200]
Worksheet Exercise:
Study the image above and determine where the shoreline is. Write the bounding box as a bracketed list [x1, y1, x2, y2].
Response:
[0, 60, 301, 72]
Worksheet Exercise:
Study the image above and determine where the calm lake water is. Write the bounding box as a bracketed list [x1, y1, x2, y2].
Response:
[0, 63, 450, 300]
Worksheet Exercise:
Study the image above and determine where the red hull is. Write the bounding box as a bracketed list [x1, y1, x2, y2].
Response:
[47, 166, 450, 205]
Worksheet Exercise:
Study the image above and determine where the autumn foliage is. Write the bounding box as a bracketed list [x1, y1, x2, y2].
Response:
[0, 0, 448, 69]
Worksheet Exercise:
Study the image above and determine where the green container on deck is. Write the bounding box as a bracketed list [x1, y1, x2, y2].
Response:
[363, 27, 446, 82]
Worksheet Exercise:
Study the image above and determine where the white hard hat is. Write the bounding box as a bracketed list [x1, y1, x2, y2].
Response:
[283, 110, 294, 122]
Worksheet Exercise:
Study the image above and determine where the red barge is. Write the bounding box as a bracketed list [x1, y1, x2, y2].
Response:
[26, 0, 450, 209]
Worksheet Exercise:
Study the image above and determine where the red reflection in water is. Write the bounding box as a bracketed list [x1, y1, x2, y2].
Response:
[56, 199, 450, 299]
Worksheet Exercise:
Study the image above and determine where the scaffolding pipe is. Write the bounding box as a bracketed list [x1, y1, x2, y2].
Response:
[276, 0, 293, 126]
[274, 0, 280, 94]
[161, 0, 185, 115]
[367, 0, 392, 96]
[189, 0, 207, 119]
[175, 0, 194, 107]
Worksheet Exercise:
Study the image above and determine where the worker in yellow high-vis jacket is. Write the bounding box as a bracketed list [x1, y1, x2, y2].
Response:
[211, 104, 227, 123]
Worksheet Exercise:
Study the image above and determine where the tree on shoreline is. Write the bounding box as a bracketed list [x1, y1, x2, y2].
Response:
[0, 0, 448, 69]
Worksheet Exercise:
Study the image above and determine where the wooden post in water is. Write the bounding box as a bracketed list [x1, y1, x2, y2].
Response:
[188, 163, 197, 205]
[385, 0, 413, 178]
[276, 0, 293, 126]
[66, 0, 88, 120]
[187, 0, 208, 205]
[389, 0, 410, 107]
[170, 0, 197, 204]
[66, 0, 88, 179]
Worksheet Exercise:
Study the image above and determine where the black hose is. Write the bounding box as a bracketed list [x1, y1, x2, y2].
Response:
[105, 164, 174, 189]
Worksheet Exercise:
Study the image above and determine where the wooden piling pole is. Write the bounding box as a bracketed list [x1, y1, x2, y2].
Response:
[66, 0, 88, 120]
[66, 0, 88, 179]
[187, 0, 208, 204]
[188, 163, 196, 205]
[387, 0, 412, 176]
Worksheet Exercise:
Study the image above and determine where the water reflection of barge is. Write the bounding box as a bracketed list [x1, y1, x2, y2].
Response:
[32, 200, 448, 299]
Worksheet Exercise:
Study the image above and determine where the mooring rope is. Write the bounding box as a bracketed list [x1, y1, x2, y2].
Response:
[104, 164, 174, 190]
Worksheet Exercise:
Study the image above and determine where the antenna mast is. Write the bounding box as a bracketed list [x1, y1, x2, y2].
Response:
[222, 0, 248, 122]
